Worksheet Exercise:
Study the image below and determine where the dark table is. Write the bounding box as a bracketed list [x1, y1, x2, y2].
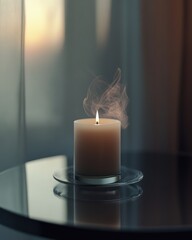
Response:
[0, 152, 192, 239]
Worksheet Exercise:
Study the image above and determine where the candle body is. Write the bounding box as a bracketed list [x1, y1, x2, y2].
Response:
[74, 118, 121, 179]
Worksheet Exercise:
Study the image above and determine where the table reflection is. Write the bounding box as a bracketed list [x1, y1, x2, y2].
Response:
[25, 155, 68, 224]
[53, 183, 142, 229]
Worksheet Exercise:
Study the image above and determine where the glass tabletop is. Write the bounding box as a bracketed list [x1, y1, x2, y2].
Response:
[0, 152, 192, 239]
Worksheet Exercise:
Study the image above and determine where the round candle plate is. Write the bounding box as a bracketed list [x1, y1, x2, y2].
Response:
[53, 166, 143, 187]
[53, 183, 143, 202]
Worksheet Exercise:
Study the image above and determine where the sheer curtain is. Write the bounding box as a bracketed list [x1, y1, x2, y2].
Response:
[0, 0, 192, 168]
[26, 0, 190, 161]
[0, 0, 25, 171]
[0, 1, 33, 239]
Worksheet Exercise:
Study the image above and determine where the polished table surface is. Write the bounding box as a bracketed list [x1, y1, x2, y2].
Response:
[0, 152, 192, 239]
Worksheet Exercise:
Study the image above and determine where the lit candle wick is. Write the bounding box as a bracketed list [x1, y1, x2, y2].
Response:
[96, 110, 99, 125]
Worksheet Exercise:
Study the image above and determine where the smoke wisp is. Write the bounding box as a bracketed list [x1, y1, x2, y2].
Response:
[83, 68, 128, 128]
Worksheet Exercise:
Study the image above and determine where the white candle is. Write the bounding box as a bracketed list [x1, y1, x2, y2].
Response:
[74, 112, 121, 185]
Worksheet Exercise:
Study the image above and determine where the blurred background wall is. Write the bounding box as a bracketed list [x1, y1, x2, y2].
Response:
[0, 0, 192, 166]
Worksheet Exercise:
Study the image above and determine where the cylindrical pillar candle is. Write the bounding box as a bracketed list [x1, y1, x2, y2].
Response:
[74, 116, 121, 185]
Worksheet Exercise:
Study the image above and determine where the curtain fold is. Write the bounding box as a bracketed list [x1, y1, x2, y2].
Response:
[0, 0, 26, 170]
[179, 0, 192, 153]
[140, 0, 183, 153]
[0, 3, 28, 239]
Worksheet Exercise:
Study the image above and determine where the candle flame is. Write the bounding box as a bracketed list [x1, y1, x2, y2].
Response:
[96, 110, 99, 124]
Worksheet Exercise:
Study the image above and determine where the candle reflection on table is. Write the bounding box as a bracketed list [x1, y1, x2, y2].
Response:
[74, 186, 120, 228]
[53, 165, 143, 228]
